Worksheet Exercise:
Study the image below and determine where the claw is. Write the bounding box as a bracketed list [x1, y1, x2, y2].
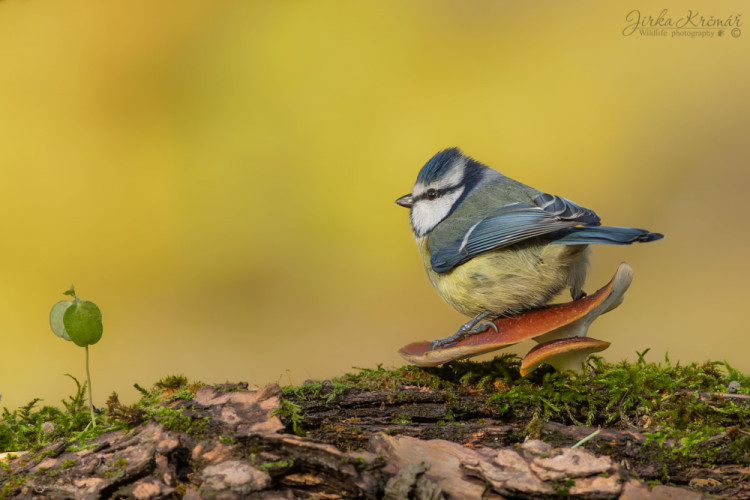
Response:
[429, 311, 496, 350]
[469, 320, 498, 335]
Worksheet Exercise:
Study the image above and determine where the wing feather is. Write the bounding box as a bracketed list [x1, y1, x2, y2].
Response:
[429, 194, 600, 273]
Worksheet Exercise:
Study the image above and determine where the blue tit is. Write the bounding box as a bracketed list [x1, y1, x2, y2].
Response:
[396, 148, 663, 347]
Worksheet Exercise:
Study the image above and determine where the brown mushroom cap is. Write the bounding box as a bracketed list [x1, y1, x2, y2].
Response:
[399, 263, 631, 368]
[520, 337, 611, 377]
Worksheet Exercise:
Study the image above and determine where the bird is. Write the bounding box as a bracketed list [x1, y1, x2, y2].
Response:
[396, 148, 663, 348]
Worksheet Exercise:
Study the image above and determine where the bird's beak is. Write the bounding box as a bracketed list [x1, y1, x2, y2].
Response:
[396, 193, 414, 208]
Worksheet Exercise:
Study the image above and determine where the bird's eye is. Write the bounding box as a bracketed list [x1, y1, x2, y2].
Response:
[426, 189, 438, 200]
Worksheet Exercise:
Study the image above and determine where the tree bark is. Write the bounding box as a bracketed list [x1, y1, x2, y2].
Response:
[2, 382, 748, 499]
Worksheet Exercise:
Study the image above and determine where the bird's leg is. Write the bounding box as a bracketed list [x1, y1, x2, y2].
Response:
[570, 287, 587, 301]
[430, 311, 498, 350]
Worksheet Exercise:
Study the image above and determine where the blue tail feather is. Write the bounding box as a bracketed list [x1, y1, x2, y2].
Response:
[552, 226, 664, 246]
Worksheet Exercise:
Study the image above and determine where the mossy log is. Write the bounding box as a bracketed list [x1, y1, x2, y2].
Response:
[1, 358, 749, 499]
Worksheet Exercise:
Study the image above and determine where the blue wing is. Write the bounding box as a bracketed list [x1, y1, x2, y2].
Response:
[429, 193, 601, 273]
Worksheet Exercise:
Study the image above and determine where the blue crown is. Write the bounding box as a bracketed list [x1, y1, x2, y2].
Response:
[416, 147, 464, 185]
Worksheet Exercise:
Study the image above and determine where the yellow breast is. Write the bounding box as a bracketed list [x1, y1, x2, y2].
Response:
[417, 237, 588, 317]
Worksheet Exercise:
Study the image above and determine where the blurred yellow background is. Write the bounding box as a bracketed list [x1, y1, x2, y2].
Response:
[0, 1, 748, 411]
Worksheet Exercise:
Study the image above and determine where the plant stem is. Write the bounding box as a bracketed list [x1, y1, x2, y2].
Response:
[85, 345, 96, 428]
[571, 428, 600, 449]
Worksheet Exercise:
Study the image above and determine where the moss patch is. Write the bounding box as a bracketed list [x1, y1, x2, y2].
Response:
[283, 352, 750, 468]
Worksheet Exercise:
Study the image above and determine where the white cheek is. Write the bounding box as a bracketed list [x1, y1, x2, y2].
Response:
[411, 187, 464, 237]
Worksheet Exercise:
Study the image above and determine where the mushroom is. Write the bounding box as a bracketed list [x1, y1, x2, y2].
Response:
[532, 263, 632, 344]
[399, 263, 632, 370]
[519, 337, 611, 377]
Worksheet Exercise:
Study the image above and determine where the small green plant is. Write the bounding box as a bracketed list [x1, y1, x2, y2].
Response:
[273, 399, 304, 436]
[50, 285, 103, 429]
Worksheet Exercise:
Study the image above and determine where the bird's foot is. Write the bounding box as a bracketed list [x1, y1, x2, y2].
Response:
[571, 288, 588, 301]
[429, 311, 497, 350]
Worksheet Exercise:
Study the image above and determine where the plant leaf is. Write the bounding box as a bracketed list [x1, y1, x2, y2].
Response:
[63, 300, 103, 347]
[50, 300, 73, 341]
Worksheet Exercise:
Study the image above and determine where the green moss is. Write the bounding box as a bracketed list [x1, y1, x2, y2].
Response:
[282, 363, 459, 402]
[390, 413, 412, 425]
[218, 434, 236, 445]
[396, 392, 413, 403]
[272, 399, 304, 436]
[554, 478, 576, 498]
[1, 475, 27, 499]
[108, 374, 207, 436]
[154, 375, 189, 391]
[281, 351, 750, 468]
[256, 458, 294, 471]
[151, 406, 207, 436]
[0, 374, 208, 456]
[0, 375, 113, 453]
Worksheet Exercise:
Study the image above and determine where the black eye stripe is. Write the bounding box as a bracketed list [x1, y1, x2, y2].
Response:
[414, 186, 460, 202]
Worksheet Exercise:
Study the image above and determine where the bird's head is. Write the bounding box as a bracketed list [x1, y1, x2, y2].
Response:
[396, 148, 481, 237]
